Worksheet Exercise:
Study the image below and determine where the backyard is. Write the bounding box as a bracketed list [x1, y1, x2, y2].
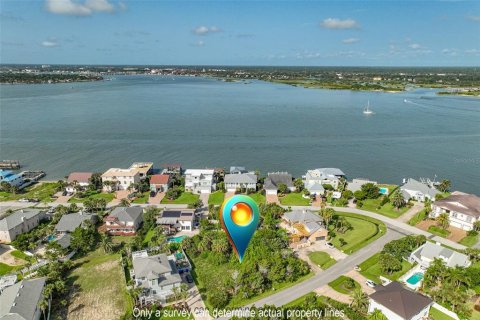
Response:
[0, 182, 60, 202]
[308, 251, 336, 269]
[329, 212, 386, 254]
[359, 252, 413, 284]
[161, 192, 199, 205]
[208, 191, 225, 205]
[279, 192, 310, 206]
[359, 184, 410, 218]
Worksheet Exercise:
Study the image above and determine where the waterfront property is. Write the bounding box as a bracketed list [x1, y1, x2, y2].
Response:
[368, 281, 433, 320]
[229, 166, 248, 174]
[105, 206, 143, 236]
[101, 162, 153, 191]
[281, 210, 327, 248]
[184, 169, 215, 194]
[303, 168, 346, 191]
[408, 241, 470, 268]
[131, 250, 183, 304]
[157, 209, 196, 234]
[400, 178, 440, 202]
[347, 178, 378, 193]
[160, 163, 182, 175]
[149, 174, 170, 193]
[0, 209, 46, 243]
[264, 172, 295, 195]
[66, 172, 93, 193]
[0, 169, 24, 188]
[430, 191, 480, 231]
[224, 173, 257, 192]
[0, 277, 47, 320]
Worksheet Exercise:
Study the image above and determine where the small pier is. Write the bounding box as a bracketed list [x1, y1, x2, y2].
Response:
[0, 160, 20, 170]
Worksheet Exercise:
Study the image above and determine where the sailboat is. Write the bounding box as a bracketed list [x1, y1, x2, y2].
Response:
[363, 100, 374, 115]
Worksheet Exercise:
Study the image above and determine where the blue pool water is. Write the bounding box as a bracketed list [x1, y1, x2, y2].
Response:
[47, 235, 55, 241]
[406, 272, 424, 285]
[167, 235, 187, 243]
[379, 187, 389, 195]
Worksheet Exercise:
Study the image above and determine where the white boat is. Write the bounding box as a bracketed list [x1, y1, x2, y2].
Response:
[363, 100, 374, 115]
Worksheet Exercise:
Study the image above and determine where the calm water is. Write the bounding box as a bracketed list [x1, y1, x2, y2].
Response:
[1, 76, 479, 193]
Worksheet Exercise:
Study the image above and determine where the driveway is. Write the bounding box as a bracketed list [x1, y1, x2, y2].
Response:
[266, 194, 279, 204]
[149, 192, 164, 205]
[185, 277, 211, 320]
[345, 270, 375, 295]
[399, 201, 423, 223]
[315, 285, 351, 304]
[295, 240, 347, 267]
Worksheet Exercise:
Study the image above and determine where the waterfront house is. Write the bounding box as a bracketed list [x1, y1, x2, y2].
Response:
[302, 168, 346, 190]
[0, 169, 24, 188]
[347, 178, 378, 193]
[66, 172, 93, 193]
[264, 172, 295, 195]
[408, 241, 470, 268]
[105, 206, 143, 236]
[0, 277, 48, 320]
[150, 174, 170, 193]
[157, 209, 196, 234]
[161, 163, 182, 175]
[368, 281, 433, 320]
[0, 209, 46, 243]
[101, 162, 153, 191]
[400, 178, 439, 202]
[282, 210, 328, 248]
[132, 251, 182, 304]
[229, 166, 248, 174]
[430, 191, 480, 231]
[184, 169, 215, 194]
[224, 173, 257, 192]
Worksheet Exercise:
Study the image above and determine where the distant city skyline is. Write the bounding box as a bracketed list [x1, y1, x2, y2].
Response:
[1, 0, 479, 66]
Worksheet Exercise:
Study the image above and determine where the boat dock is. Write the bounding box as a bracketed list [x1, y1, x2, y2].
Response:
[0, 160, 20, 169]
[21, 171, 46, 181]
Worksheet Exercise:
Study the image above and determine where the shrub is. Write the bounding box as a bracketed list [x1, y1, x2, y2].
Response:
[467, 230, 478, 237]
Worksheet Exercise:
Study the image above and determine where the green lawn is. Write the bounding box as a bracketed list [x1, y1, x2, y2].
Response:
[428, 225, 450, 238]
[459, 234, 478, 247]
[208, 191, 225, 205]
[248, 192, 266, 205]
[0, 263, 16, 276]
[132, 192, 150, 204]
[69, 191, 115, 203]
[279, 192, 310, 206]
[10, 250, 32, 262]
[329, 212, 386, 254]
[112, 235, 135, 244]
[308, 252, 336, 270]
[0, 182, 60, 202]
[359, 184, 411, 218]
[328, 276, 360, 294]
[161, 192, 199, 205]
[143, 228, 155, 244]
[359, 252, 413, 284]
[408, 209, 427, 226]
[429, 307, 456, 320]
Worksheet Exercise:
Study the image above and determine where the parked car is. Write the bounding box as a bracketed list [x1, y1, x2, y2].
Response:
[366, 280, 376, 288]
[354, 265, 361, 271]
[325, 242, 335, 249]
[18, 198, 29, 203]
[150, 191, 156, 197]
[185, 274, 194, 283]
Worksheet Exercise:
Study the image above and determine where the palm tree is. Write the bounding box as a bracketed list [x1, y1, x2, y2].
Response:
[119, 198, 130, 207]
[180, 283, 189, 307]
[69, 203, 79, 213]
[319, 208, 335, 228]
[392, 190, 406, 210]
[368, 308, 387, 320]
[436, 212, 450, 230]
[100, 234, 114, 253]
[437, 179, 451, 193]
[39, 293, 50, 320]
[350, 288, 368, 313]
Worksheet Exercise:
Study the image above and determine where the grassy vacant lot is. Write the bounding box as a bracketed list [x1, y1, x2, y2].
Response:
[359, 252, 413, 284]
[459, 234, 479, 247]
[308, 252, 336, 270]
[161, 192, 199, 205]
[328, 276, 360, 294]
[57, 249, 132, 320]
[0, 263, 17, 276]
[408, 209, 427, 226]
[248, 192, 266, 205]
[429, 307, 456, 320]
[10, 250, 32, 262]
[142, 228, 155, 244]
[360, 184, 410, 218]
[0, 182, 59, 202]
[330, 212, 386, 254]
[208, 191, 225, 205]
[69, 191, 115, 203]
[279, 192, 310, 206]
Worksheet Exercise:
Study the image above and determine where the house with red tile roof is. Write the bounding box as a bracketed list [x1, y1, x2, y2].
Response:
[66, 172, 93, 193]
[150, 174, 170, 193]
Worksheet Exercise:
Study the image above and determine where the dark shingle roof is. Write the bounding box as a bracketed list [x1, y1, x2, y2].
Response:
[264, 172, 293, 190]
[0, 277, 46, 320]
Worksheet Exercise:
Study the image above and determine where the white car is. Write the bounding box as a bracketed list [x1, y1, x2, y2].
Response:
[18, 198, 29, 203]
[365, 280, 376, 288]
[325, 242, 335, 249]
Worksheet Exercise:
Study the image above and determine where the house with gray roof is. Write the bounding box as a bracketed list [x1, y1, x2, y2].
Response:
[430, 191, 480, 231]
[54, 212, 97, 234]
[347, 178, 378, 193]
[105, 206, 143, 236]
[0, 209, 46, 243]
[132, 252, 182, 304]
[282, 210, 328, 247]
[0, 277, 47, 320]
[400, 178, 440, 202]
[303, 168, 346, 191]
[368, 281, 433, 320]
[409, 241, 470, 268]
[264, 172, 295, 195]
[157, 209, 195, 234]
[224, 173, 257, 192]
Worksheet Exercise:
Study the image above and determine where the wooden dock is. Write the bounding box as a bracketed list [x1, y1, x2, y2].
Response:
[0, 160, 20, 169]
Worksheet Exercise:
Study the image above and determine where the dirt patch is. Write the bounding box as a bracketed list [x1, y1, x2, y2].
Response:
[416, 219, 467, 242]
[66, 285, 124, 320]
[0, 246, 26, 266]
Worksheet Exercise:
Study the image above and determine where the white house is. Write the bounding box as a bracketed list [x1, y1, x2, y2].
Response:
[0, 209, 47, 243]
[105, 206, 144, 236]
[224, 173, 257, 192]
[430, 191, 480, 231]
[400, 178, 439, 202]
[302, 168, 345, 190]
[150, 174, 170, 193]
[409, 241, 470, 268]
[156, 209, 196, 234]
[184, 169, 215, 194]
[347, 178, 378, 193]
[66, 172, 93, 193]
[101, 162, 152, 191]
[132, 251, 183, 304]
[368, 282, 433, 320]
[264, 172, 295, 195]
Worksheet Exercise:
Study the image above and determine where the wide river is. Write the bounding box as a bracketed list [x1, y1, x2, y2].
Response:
[1, 75, 479, 193]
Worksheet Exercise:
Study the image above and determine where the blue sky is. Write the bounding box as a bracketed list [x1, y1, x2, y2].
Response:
[1, 0, 479, 66]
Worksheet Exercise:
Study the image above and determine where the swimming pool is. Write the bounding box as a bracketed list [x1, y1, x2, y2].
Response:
[47, 234, 56, 241]
[167, 235, 187, 243]
[406, 272, 424, 285]
[379, 187, 389, 195]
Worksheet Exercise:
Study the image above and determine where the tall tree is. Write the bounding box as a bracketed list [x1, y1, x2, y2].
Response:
[437, 179, 451, 193]
[436, 212, 450, 230]
[392, 190, 406, 210]
[350, 288, 369, 313]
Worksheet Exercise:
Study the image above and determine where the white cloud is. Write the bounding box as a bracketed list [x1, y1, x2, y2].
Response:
[45, 0, 118, 16]
[320, 18, 359, 29]
[442, 48, 458, 56]
[41, 38, 59, 47]
[466, 15, 480, 22]
[192, 40, 205, 47]
[192, 26, 221, 35]
[342, 38, 359, 44]
[465, 49, 480, 55]
[409, 43, 422, 49]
